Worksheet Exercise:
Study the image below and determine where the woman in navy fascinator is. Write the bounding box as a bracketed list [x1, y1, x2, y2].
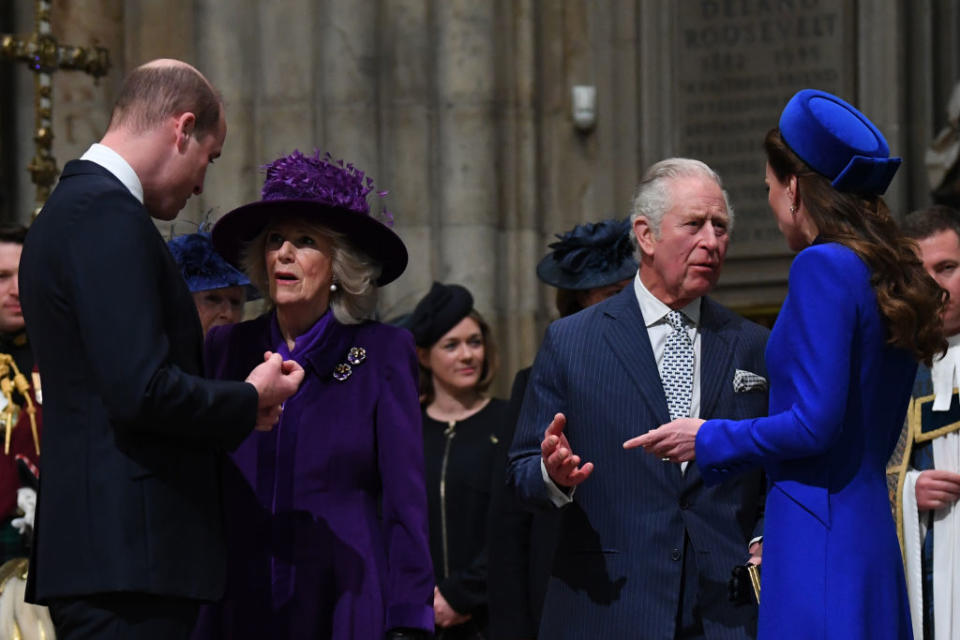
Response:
[630, 89, 945, 639]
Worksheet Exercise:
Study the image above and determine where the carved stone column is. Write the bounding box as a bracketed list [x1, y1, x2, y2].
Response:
[377, 0, 434, 320]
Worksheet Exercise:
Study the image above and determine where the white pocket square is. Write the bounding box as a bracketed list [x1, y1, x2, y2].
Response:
[733, 369, 767, 393]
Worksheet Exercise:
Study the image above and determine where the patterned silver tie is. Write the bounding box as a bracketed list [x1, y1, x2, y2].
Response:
[662, 310, 694, 420]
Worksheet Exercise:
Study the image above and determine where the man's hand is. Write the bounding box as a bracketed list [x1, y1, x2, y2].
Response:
[748, 540, 762, 566]
[915, 469, 960, 511]
[541, 413, 593, 488]
[254, 405, 283, 432]
[623, 417, 704, 462]
[433, 586, 471, 628]
[245, 352, 304, 431]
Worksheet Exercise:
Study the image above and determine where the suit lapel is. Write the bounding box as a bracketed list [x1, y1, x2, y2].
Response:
[602, 288, 671, 425]
[698, 297, 736, 421]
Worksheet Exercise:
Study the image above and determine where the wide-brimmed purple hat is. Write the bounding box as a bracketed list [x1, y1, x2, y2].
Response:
[212, 150, 408, 286]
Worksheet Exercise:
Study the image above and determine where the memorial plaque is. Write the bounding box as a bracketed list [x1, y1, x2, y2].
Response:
[675, 0, 855, 258]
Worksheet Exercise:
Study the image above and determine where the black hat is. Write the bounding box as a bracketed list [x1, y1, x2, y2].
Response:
[536, 218, 637, 290]
[212, 150, 408, 286]
[408, 282, 474, 347]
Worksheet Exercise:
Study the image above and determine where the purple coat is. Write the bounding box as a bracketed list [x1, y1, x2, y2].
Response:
[194, 311, 434, 638]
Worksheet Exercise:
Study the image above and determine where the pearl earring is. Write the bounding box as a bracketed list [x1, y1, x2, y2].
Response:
[330, 282, 338, 293]
[789, 204, 797, 215]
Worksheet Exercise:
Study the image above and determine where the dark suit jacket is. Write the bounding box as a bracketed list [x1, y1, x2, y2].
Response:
[20, 160, 258, 603]
[507, 286, 768, 639]
[487, 367, 559, 639]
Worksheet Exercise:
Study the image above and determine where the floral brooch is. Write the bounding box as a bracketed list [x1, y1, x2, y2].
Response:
[332, 346, 367, 382]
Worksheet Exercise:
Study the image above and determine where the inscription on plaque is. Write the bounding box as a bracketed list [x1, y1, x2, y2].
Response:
[676, 0, 853, 256]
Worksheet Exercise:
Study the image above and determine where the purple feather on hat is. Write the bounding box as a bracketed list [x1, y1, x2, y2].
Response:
[260, 150, 394, 226]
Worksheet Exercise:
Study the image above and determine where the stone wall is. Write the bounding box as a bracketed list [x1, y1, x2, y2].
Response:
[5, 0, 960, 393]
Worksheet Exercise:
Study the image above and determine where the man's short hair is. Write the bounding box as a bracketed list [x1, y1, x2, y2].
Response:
[108, 64, 222, 139]
[0, 224, 28, 246]
[902, 205, 960, 242]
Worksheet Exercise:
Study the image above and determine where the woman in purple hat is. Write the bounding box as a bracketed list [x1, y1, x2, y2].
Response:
[192, 151, 433, 640]
[628, 90, 945, 638]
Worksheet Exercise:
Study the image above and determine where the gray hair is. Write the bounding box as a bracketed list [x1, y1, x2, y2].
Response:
[241, 222, 382, 325]
[629, 158, 734, 260]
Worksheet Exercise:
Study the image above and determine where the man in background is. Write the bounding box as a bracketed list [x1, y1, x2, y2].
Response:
[893, 205, 960, 640]
[0, 224, 41, 563]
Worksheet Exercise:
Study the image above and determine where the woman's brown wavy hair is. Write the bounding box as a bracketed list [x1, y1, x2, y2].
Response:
[765, 128, 946, 365]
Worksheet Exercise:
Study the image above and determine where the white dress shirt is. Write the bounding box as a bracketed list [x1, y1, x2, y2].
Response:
[80, 143, 144, 204]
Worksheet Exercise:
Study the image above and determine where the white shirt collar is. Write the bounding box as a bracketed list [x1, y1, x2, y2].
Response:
[79, 143, 144, 204]
[632, 271, 701, 328]
[931, 333, 960, 410]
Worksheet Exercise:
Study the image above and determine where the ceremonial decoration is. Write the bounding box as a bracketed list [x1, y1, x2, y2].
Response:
[1, 0, 110, 218]
[0, 354, 38, 457]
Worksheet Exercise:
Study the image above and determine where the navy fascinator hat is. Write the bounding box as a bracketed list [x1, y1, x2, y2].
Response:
[536, 218, 637, 290]
[779, 89, 901, 196]
[408, 282, 474, 347]
[167, 232, 259, 299]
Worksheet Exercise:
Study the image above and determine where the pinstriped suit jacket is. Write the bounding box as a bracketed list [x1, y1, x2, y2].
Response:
[506, 286, 768, 639]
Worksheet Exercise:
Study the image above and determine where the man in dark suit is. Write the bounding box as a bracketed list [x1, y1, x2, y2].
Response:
[507, 158, 767, 639]
[19, 59, 303, 639]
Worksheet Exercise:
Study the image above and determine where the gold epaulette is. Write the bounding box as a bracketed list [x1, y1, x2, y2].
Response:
[0, 557, 28, 596]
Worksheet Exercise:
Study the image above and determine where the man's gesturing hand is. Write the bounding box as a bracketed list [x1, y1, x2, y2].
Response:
[541, 413, 593, 488]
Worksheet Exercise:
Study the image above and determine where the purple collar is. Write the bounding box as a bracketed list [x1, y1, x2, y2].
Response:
[270, 309, 336, 365]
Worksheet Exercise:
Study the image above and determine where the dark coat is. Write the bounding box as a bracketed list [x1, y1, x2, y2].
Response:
[487, 367, 561, 639]
[507, 286, 768, 639]
[423, 398, 510, 638]
[19, 160, 258, 602]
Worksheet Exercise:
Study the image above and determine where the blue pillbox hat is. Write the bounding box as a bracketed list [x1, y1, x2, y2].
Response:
[779, 89, 901, 196]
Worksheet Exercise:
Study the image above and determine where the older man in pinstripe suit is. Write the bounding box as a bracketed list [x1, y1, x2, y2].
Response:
[507, 158, 768, 639]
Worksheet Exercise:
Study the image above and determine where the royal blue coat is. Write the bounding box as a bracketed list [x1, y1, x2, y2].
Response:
[697, 243, 916, 639]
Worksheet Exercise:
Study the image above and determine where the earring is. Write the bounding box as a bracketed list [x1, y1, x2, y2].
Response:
[330, 282, 338, 293]
[789, 204, 797, 215]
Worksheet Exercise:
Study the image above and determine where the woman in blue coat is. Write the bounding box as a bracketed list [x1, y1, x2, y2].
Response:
[628, 89, 946, 638]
